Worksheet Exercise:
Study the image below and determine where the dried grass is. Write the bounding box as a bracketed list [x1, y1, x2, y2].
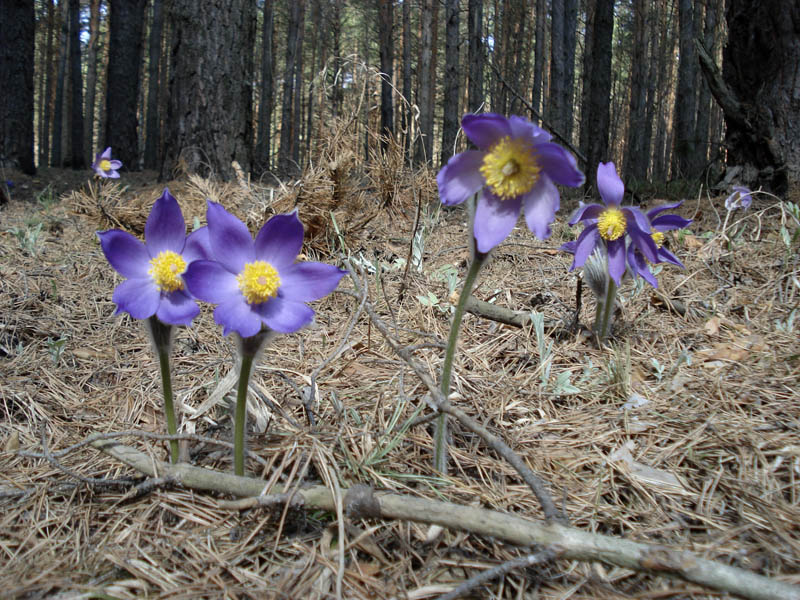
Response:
[0, 163, 798, 598]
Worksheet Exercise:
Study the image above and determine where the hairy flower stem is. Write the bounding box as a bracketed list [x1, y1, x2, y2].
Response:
[434, 251, 488, 474]
[146, 317, 179, 464]
[594, 275, 617, 342]
[234, 353, 255, 476]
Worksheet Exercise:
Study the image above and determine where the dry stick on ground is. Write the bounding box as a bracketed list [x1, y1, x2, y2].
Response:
[88, 440, 800, 600]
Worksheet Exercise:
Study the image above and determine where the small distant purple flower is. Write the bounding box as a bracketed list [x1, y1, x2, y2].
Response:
[5, 180, 14, 189]
[626, 200, 692, 287]
[437, 113, 584, 253]
[184, 203, 346, 338]
[97, 189, 211, 325]
[92, 147, 122, 178]
[725, 186, 752, 211]
[561, 162, 658, 285]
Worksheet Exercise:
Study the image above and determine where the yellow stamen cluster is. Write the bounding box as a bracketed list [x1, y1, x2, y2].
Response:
[99, 159, 112, 171]
[597, 208, 627, 241]
[479, 136, 540, 200]
[148, 251, 187, 292]
[651, 231, 665, 248]
[237, 261, 281, 304]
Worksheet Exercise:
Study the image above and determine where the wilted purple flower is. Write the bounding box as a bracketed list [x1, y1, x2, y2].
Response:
[626, 200, 692, 287]
[437, 113, 584, 252]
[184, 202, 346, 338]
[92, 147, 122, 178]
[562, 162, 658, 285]
[724, 186, 752, 211]
[97, 189, 210, 325]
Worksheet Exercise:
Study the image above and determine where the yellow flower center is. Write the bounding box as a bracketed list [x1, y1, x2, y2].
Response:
[237, 261, 281, 304]
[99, 159, 112, 171]
[651, 231, 665, 248]
[597, 208, 627, 241]
[148, 251, 187, 292]
[479, 136, 540, 200]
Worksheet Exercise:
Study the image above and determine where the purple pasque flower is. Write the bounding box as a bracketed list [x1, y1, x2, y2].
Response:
[626, 200, 692, 287]
[724, 185, 752, 211]
[437, 113, 584, 253]
[562, 161, 658, 286]
[97, 188, 211, 325]
[184, 202, 346, 338]
[92, 147, 122, 178]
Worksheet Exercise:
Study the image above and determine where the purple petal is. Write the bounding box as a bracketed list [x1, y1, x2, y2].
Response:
[560, 240, 578, 254]
[646, 200, 684, 220]
[535, 143, 585, 187]
[145, 189, 186, 254]
[112, 278, 160, 320]
[623, 205, 653, 234]
[473, 191, 522, 252]
[628, 226, 660, 264]
[108, 160, 122, 169]
[214, 298, 263, 337]
[254, 212, 304, 269]
[184, 260, 241, 303]
[97, 229, 150, 278]
[183, 227, 212, 262]
[568, 202, 603, 226]
[658, 246, 685, 268]
[597, 162, 624, 206]
[627, 245, 658, 288]
[156, 290, 200, 326]
[437, 150, 485, 206]
[101, 147, 112, 159]
[255, 297, 316, 334]
[652, 214, 692, 231]
[508, 116, 548, 142]
[279, 262, 346, 302]
[522, 176, 560, 239]
[570, 225, 600, 269]
[461, 113, 511, 149]
[106, 170, 121, 179]
[607, 238, 626, 285]
[206, 201, 254, 274]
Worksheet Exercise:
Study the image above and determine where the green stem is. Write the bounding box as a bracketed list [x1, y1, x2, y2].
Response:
[157, 346, 180, 464]
[234, 353, 255, 476]
[434, 252, 487, 474]
[595, 276, 618, 342]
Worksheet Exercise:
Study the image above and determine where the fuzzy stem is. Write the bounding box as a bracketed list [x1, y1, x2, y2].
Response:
[234, 352, 255, 476]
[595, 276, 618, 341]
[146, 317, 179, 464]
[434, 251, 487, 474]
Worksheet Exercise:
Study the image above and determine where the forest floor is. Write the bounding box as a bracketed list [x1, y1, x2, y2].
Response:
[0, 162, 798, 599]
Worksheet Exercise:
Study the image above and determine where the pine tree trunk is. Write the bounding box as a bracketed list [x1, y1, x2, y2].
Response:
[402, 0, 412, 159]
[549, 0, 565, 133]
[532, 0, 545, 120]
[68, 0, 84, 169]
[292, 2, 305, 168]
[579, 0, 596, 166]
[39, 0, 56, 166]
[144, 0, 163, 170]
[440, 0, 459, 164]
[563, 0, 578, 141]
[585, 0, 614, 188]
[415, 0, 434, 164]
[672, 0, 697, 179]
[161, 0, 255, 180]
[255, 0, 274, 173]
[0, 0, 36, 174]
[693, 0, 717, 168]
[624, 0, 648, 182]
[278, 0, 301, 175]
[378, 0, 395, 152]
[467, 0, 484, 113]
[51, 1, 68, 168]
[83, 0, 101, 165]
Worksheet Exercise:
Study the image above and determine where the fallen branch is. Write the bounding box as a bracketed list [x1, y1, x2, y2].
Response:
[90, 439, 800, 600]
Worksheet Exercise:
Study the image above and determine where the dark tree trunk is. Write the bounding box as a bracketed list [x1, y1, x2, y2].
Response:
[549, 0, 565, 132]
[39, 0, 56, 166]
[641, 0, 658, 178]
[652, 0, 677, 180]
[440, 0, 460, 164]
[672, 0, 697, 179]
[255, 0, 274, 172]
[330, 0, 343, 118]
[106, 0, 146, 170]
[402, 0, 412, 159]
[144, 0, 164, 169]
[415, 0, 434, 164]
[292, 3, 305, 168]
[68, 0, 84, 169]
[693, 0, 717, 167]
[709, 0, 798, 193]
[532, 0, 545, 120]
[579, 0, 595, 165]
[584, 0, 614, 189]
[378, 0, 394, 151]
[84, 0, 101, 165]
[161, 0, 255, 180]
[0, 0, 36, 174]
[563, 0, 578, 141]
[278, 0, 302, 175]
[468, 0, 484, 113]
[624, 0, 648, 182]
[51, 0, 68, 167]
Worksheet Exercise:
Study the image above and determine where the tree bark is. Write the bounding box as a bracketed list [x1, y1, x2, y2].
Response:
[161, 0, 255, 180]
[292, 2, 305, 168]
[83, 0, 101, 165]
[68, 0, 84, 169]
[415, 0, 434, 164]
[624, 0, 648, 182]
[549, 0, 565, 133]
[144, 0, 164, 170]
[278, 0, 302, 175]
[378, 0, 395, 152]
[693, 0, 717, 168]
[401, 0, 412, 159]
[532, 0, 545, 120]
[51, 0, 68, 167]
[578, 0, 596, 166]
[563, 0, 578, 141]
[672, 0, 697, 179]
[467, 0, 484, 113]
[584, 0, 614, 188]
[39, 0, 56, 166]
[0, 0, 36, 174]
[440, 0, 460, 164]
[255, 0, 274, 173]
[106, 0, 146, 170]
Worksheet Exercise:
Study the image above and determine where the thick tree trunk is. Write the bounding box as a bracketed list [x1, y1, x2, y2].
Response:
[563, 0, 578, 141]
[624, 0, 648, 182]
[693, 0, 717, 168]
[161, 0, 255, 180]
[106, 0, 146, 170]
[440, 0, 459, 164]
[255, 0, 274, 173]
[532, 0, 545, 120]
[378, 0, 394, 151]
[0, 0, 36, 174]
[415, 0, 434, 164]
[672, 0, 697, 179]
[39, 0, 56, 166]
[278, 0, 301, 175]
[467, 0, 484, 113]
[579, 0, 595, 165]
[584, 0, 614, 188]
[716, 0, 798, 193]
[401, 0, 412, 159]
[292, 3, 305, 168]
[68, 0, 84, 169]
[51, 1, 68, 167]
[84, 0, 101, 165]
[144, 0, 164, 170]
[548, 0, 565, 133]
